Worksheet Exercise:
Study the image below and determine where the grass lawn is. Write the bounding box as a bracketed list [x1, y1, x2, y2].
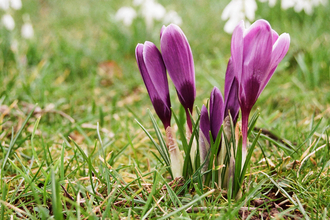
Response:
[0, 0, 330, 219]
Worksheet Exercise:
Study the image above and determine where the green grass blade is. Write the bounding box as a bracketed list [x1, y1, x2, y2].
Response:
[158, 189, 215, 220]
[236, 130, 261, 196]
[135, 118, 171, 175]
[248, 109, 260, 136]
[2, 105, 36, 170]
[51, 168, 63, 220]
[31, 116, 41, 165]
[141, 170, 161, 218]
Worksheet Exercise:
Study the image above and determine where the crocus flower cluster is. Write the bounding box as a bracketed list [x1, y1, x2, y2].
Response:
[136, 19, 290, 191]
[199, 20, 290, 189]
[198, 63, 240, 187]
[135, 24, 196, 178]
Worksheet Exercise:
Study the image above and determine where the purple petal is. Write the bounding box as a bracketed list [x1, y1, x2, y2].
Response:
[242, 20, 273, 79]
[224, 58, 240, 124]
[200, 105, 210, 144]
[224, 58, 234, 101]
[135, 43, 171, 128]
[176, 81, 196, 114]
[231, 20, 244, 83]
[240, 76, 260, 112]
[240, 19, 273, 109]
[270, 33, 290, 70]
[272, 29, 279, 45]
[210, 87, 224, 141]
[143, 41, 170, 105]
[259, 33, 290, 95]
[160, 25, 165, 39]
[160, 24, 196, 112]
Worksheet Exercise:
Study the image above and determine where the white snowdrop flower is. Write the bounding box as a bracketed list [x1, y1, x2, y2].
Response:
[221, 0, 256, 33]
[223, 15, 243, 33]
[10, 0, 22, 10]
[293, 0, 313, 14]
[141, 0, 166, 29]
[221, 0, 241, 21]
[293, 1, 306, 12]
[133, 0, 144, 6]
[281, 0, 327, 13]
[2, 14, 15, 30]
[0, 0, 9, 10]
[281, 0, 296, 10]
[163, 10, 182, 25]
[142, 0, 166, 21]
[150, 2, 166, 20]
[303, 1, 314, 14]
[115, 7, 137, 26]
[268, 0, 277, 7]
[244, 0, 257, 20]
[259, 0, 277, 7]
[21, 22, 34, 39]
[222, 3, 244, 33]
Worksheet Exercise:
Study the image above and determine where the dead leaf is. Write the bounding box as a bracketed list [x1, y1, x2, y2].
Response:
[98, 61, 122, 86]
[69, 131, 85, 143]
[310, 157, 317, 166]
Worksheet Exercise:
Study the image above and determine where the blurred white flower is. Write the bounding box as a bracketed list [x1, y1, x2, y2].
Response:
[294, 1, 312, 14]
[115, 7, 137, 26]
[222, 0, 327, 33]
[260, 0, 328, 13]
[268, 0, 277, 6]
[141, 0, 166, 29]
[21, 22, 34, 39]
[133, 0, 143, 6]
[116, 0, 182, 29]
[143, 0, 166, 21]
[259, 0, 277, 7]
[281, 0, 296, 9]
[245, 0, 257, 20]
[290, 0, 327, 14]
[163, 10, 182, 25]
[0, 0, 9, 10]
[221, 0, 256, 33]
[2, 14, 15, 30]
[10, 0, 21, 10]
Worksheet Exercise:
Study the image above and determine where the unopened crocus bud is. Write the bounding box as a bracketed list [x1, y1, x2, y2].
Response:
[136, 42, 184, 178]
[135, 42, 171, 129]
[160, 24, 196, 132]
[224, 58, 240, 125]
[209, 87, 225, 142]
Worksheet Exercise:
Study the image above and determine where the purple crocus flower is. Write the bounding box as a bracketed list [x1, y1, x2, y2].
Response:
[135, 41, 171, 129]
[160, 24, 196, 132]
[199, 105, 210, 171]
[209, 87, 225, 141]
[224, 58, 240, 125]
[231, 19, 290, 157]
